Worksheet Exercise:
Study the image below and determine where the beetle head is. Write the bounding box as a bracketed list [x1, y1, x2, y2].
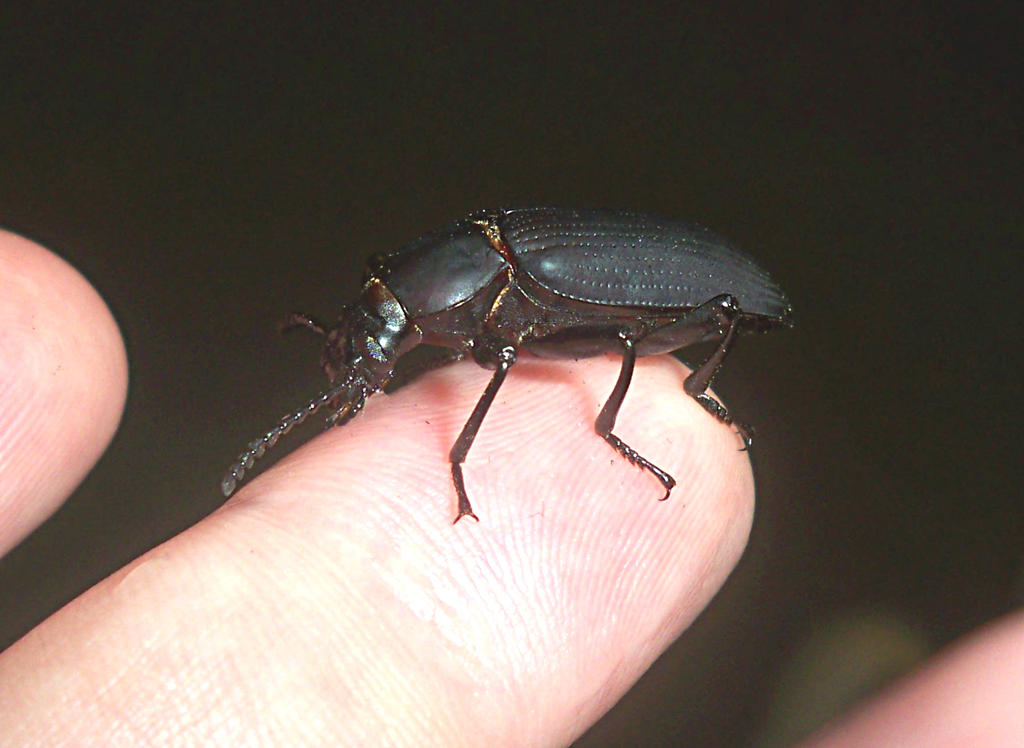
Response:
[221, 278, 423, 498]
[321, 278, 420, 391]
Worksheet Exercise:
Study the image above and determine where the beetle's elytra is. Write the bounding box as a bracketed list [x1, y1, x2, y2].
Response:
[223, 207, 793, 522]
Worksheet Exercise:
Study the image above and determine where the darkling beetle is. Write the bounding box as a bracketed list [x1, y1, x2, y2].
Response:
[222, 207, 793, 522]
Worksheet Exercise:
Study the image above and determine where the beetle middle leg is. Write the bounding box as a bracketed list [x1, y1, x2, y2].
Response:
[595, 334, 677, 500]
[448, 346, 517, 523]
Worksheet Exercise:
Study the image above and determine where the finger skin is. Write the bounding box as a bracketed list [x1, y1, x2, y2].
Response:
[0, 230, 128, 556]
[0, 355, 753, 745]
[803, 610, 1024, 747]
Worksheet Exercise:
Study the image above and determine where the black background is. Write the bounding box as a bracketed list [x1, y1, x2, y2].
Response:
[1, 2, 1020, 744]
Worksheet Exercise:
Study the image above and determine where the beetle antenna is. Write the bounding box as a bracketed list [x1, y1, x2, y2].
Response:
[221, 376, 354, 497]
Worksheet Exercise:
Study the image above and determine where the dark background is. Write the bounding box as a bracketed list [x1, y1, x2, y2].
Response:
[1, 2, 1020, 745]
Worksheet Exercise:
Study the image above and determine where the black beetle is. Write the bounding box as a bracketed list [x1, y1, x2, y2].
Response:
[222, 207, 792, 522]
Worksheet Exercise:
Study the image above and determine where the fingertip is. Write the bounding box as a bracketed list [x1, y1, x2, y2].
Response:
[0, 353, 754, 744]
[805, 611, 1024, 746]
[0, 230, 128, 554]
[227, 354, 755, 740]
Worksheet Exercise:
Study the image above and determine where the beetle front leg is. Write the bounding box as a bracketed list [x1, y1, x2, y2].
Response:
[449, 346, 517, 523]
[595, 335, 676, 500]
[280, 312, 327, 337]
[383, 347, 466, 394]
[681, 295, 752, 448]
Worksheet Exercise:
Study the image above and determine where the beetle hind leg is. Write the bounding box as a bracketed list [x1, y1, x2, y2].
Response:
[681, 295, 753, 448]
[595, 335, 676, 500]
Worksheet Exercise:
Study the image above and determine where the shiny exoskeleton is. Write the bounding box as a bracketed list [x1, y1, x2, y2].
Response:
[222, 207, 793, 522]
